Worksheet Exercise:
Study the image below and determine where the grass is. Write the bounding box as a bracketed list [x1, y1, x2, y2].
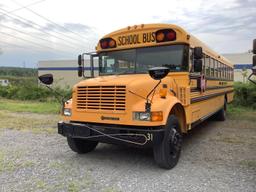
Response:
[0, 149, 35, 173]
[0, 110, 59, 134]
[0, 98, 60, 114]
[227, 104, 256, 121]
[240, 160, 256, 169]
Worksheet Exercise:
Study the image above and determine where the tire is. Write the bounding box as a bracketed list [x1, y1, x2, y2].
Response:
[214, 99, 227, 121]
[153, 115, 182, 169]
[67, 137, 98, 154]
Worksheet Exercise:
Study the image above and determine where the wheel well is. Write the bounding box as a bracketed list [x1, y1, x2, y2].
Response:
[170, 103, 187, 133]
[224, 94, 227, 110]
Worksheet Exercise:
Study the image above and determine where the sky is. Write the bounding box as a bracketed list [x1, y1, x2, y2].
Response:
[0, 0, 255, 68]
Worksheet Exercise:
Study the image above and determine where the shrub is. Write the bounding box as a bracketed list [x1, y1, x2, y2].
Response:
[233, 82, 256, 109]
[0, 84, 71, 102]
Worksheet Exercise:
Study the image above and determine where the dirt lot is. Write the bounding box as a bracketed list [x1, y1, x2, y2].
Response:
[0, 110, 255, 192]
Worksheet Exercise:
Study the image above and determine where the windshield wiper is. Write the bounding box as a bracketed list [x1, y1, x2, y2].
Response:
[116, 70, 134, 75]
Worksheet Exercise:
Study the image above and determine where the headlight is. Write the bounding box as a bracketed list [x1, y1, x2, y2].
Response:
[63, 108, 72, 116]
[133, 111, 163, 121]
[133, 112, 151, 121]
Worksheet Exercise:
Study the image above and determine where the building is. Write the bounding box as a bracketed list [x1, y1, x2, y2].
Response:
[38, 59, 95, 88]
[0, 79, 9, 86]
[223, 52, 254, 83]
[38, 53, 255, 88]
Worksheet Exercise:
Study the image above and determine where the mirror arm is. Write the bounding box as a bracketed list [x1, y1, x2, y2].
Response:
[145, 79, 162, 112]
[90, 55, 94, 78]
[80, 53, 86, 78]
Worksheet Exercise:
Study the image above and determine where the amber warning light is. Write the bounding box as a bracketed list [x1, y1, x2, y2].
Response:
[156, 29, 176, 43]
[100, 38, 117, 49]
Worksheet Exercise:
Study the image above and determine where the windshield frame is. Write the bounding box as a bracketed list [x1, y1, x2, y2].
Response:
[98, 44, 189, 76]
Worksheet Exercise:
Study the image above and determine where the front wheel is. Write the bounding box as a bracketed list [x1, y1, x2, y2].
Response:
[153, 115, 182, 169]
[67, 137, 98, 154]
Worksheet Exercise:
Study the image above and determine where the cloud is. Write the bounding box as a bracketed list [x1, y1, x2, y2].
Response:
[41, 22, 92, 34]
[10, 18, 35, 28]
[0, 15, 7, 22]
[163, 0, 256, 38]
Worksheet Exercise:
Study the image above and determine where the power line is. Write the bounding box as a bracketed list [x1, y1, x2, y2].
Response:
[0, 22, 78, 49]
[0, 0, 46, 17]
[11, 0, 88, 42]
[0, 31, 72, 55]
[0, 40, 39, 53]
[0, 8, 85, 48]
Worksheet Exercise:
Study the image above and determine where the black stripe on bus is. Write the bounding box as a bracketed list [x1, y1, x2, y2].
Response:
[189, 74, 233, 82]
[191, 90, 234, 103]
[190, 86, 233, 92]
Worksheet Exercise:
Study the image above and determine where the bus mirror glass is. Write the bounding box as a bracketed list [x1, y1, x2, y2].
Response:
[38, 74, 53, 85]
[78, 66, 83, 77]
[148, 67, 169, 80]
[253, 39, 256, 54]
[194, 47, 203, 59]
[78, 54, 82, 66]
[194, 59, 202, 72]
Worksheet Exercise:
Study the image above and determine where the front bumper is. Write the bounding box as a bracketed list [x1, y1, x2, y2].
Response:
[58, 121, 165, 147]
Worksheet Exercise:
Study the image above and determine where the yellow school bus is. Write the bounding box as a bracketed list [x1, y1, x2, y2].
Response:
[41, 24, 234, 169]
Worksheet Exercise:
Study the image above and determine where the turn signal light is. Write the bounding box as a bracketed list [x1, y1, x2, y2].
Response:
[100, 38, 117, 49]
[156, 32, 165, 42]
[156, 29, 176, 43]
[151, 111, 163, 121]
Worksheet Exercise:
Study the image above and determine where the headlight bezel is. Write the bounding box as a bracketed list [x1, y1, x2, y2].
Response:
[63, 108, 72, 116]
[133, 111, 163, 121]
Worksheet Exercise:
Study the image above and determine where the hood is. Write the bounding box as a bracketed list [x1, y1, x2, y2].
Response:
[76, 74, 157, 86]
[74, 74, 172, 99]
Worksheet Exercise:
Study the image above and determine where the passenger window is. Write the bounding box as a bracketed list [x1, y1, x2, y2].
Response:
[205, 55, 210, 77]
[214, 60, 218, 78]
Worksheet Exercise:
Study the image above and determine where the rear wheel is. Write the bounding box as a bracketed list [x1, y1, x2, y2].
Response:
[67, 137, 98, 154]
[214, 99, 227, 121]
[153, 115, 182, 169]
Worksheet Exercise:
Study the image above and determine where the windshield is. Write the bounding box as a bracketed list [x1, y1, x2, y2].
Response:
[98, 45, 189, 75]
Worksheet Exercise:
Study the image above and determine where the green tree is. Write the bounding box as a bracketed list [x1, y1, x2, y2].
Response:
[241, 67, 248, 83]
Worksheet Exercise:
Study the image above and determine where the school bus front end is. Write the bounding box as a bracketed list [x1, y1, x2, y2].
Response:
[56, 23, 233, 169]
[58, 71, 188, 144]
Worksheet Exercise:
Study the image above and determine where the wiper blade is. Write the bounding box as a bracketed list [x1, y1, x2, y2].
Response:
[116, 70, 134, 75]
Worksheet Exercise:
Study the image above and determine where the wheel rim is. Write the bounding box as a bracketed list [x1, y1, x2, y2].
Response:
[169, 127, 182, 158]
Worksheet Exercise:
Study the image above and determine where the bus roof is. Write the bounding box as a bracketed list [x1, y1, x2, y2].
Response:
[96, 23, 233, 68]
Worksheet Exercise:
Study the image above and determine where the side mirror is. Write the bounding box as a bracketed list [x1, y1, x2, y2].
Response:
[194, 59, 203, 73]
[38, 74, 53, 85]
[78, 54, 83, 77]
[148, 67, 169, 80]
[194, 47, 203, 59]
[78, 66, 83, 77]
[78, 54, 82, 66]
[253, 39, 256, 54]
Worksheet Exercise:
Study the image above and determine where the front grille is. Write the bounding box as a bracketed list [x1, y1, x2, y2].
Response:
[76, 85, 126, 111]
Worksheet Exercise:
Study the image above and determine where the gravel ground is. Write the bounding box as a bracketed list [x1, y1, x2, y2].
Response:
[0, 114, 255, 192]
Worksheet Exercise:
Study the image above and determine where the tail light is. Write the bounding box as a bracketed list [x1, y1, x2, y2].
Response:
[100, 38, 116, 49]
[156, 29, 176, 43]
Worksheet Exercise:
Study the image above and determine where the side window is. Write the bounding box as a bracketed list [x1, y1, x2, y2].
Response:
[210, 58, 215, 77]
[221, 63, 224, 79]
[214, 60, 218, 78]
[225, 66, 228, 80]
[205, 55, 210, 77]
